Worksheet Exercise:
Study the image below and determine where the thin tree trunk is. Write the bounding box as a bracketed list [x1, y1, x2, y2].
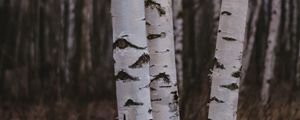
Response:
[78, 0, 93, 97]
[261, 0, 282, 105]
[65, 0, 76, 85]
[296, 0, 300, 85]
[172, 0, 183, 95]
[292, 0, 299, 85]
[111, 0, 153, 119]
[241, 0, 262, 87]
[208, 0, 248, 119]
[145, 0, 180, 119]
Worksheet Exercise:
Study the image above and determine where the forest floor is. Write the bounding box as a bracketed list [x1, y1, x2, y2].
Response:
[1, 99, 300, 120]
[238, 101, 300, 120]
[0, 99, 116, 120]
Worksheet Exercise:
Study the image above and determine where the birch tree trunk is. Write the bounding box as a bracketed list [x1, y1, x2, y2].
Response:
[111, 0, 153, 119]
[208, 0, 248, 119]
[78, 0, 93, 97]
[65, 0, 76, 85]
[261, 0, 281, 105]
[172, 0, 183, 95]
[293, 0, 300, 86]
[241, 0, 262, 87]
[145, 0, 180, 119]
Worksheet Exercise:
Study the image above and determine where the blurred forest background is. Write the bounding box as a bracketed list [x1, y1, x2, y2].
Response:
[0, 0, 300, 120]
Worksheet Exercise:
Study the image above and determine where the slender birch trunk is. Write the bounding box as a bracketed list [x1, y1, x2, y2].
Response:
[145, 0, 180, 119]
[111, 0, 153, 119]
[65, 0, 75, 84]
[291, 0, 299, 85]
[78, 0, 93, 97]
[208, 0, 248, 119]
[284, 0, 291, 51]
[297, 46, 300, 85]
[295, 1, 300, 85]
[241, 0, 262, 86]
[261, 0, 281, 105]
[81, 0, 92, 75]
[172, 0, 183, 95]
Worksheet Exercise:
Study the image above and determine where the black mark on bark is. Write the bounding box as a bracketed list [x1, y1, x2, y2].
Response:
[145, 0, 166, 16]
[151, 72, 170, 83]
[171, 91, 179, 103]
[159, 85, 172, 88]
[113, 35, 147, 49]
[220, 83, 239, 90]
[148, 109, 152, 114]
[155, 49, 170, 53]
[150, 87, 157, 91]
[221, 11, 232, 15]
[209, 96, 225, 103]
[124, 99, 144, 106]
[214, 58, 225, 69]
[222, 37, 237, 41]
[146, 21, 151, 26]
[151, 98, 162, 102]
[232, 71, 241, 78]
[129, 53, 150, 68]
[115, 70, 139, 82]
[147, 32, 166, 40]
[150, 64, 155, 68]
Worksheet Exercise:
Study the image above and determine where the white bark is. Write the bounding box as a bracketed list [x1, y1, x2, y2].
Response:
[172, 0, 183, 95]
[208, 0, 248, 119]
[145, 0, 180, 119]
[111, 0, 153, 120]
[261, 0, 281, 105]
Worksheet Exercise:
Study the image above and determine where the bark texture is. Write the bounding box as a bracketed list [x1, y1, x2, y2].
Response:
[1, 0, 300, 120]
[145, 0, 180, 119]
[111, 0, 152, 119]
[208, 0, 248, 119]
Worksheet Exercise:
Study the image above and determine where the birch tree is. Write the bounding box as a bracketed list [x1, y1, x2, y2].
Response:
[241, 0, 262, 87]
[261, 0, 281, 105]
[65, 0, 76, 84]
[145, 0, 180, 119]
[208, 0, 248, 119]
[111, 0, 153, 119]
[172, 0, 183, 94]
